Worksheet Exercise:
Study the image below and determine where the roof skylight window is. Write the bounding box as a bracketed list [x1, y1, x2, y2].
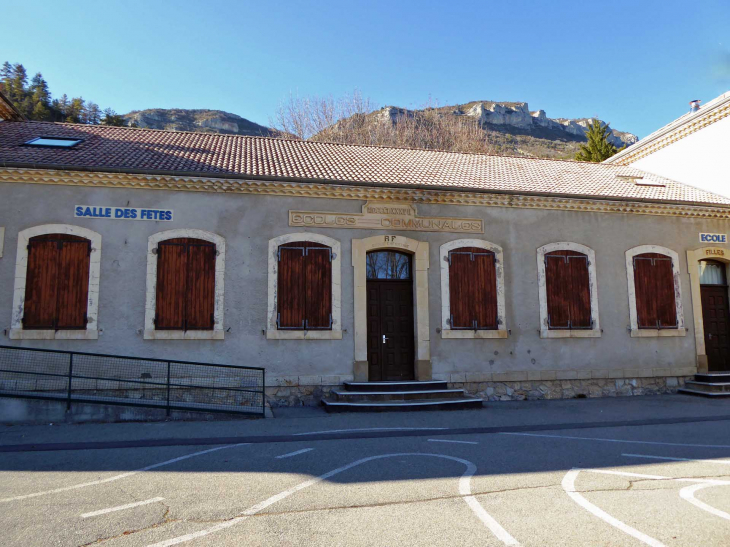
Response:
[24, 137, 83, 148]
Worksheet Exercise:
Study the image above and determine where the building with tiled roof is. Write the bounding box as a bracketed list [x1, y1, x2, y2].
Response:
[605, 91, 730, 199]
[0, 114, 728, 412]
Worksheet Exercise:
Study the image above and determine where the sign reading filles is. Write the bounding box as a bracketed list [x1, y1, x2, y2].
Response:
[75, 205, 174, 222]
[290, 201, 484, 234]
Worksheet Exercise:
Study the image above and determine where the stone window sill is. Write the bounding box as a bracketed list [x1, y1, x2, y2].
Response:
[540, 329, 601, 339]
[144, 329, 224, 340]
[266, 329, 343, 340]
[9, 329, 98, 340]
[630, 328, 686, 338]
[442, 329, 508, 339]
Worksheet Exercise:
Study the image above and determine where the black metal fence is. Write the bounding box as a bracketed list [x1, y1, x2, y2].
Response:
[0, 345, 265, 417]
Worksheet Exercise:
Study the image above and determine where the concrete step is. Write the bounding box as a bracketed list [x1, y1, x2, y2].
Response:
[321, 397, 483, 413]
[684, 381, 730, 393]
[342, 380, 448, 393]
[678, 387, 730, 398]
[695, 373, 730, 383]
[332, 388, 466, 402]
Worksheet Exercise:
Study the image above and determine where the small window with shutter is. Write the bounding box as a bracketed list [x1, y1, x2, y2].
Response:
[633, 252, 677, 329]
[23, 234, 91, 330]
[277, 241, 332, 330]
[448, 247, 498, 330]
[545, 250, 592, 330]
[155, 238, 216, 331]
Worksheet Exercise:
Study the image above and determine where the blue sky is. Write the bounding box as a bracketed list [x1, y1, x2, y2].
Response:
[2, 0, 729, 138]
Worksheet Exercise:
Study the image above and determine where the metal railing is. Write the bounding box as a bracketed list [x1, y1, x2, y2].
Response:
[0, 345, 265, 417]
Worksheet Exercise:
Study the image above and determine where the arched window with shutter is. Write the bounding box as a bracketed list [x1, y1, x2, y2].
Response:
[625, 245, 685, 337]
[267, 233, 342, 340]
[144, 229, 226, 340]
[537, 242, 600, 338]
[10, 225, 101, 340]
[440, 239, 507, 339]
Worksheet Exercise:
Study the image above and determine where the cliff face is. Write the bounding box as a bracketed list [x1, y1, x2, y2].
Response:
[123, 109, 276, 137]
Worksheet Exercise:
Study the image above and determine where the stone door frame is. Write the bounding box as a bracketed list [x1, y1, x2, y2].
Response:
[688, 246, 730, 373]
[352, 235, 430, 382]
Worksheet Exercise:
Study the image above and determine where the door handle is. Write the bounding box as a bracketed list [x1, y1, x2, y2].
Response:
[382, 335, 388, 344]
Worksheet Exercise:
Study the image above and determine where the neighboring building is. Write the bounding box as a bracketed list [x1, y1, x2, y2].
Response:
[605, 91, 730, 198]
[1, 108, 730, 407]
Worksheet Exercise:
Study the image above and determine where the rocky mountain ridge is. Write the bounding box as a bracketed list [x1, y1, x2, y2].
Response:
[123, 108, 277, 137]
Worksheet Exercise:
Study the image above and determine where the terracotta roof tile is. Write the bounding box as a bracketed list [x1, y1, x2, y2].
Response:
[1, 120, 728, 206]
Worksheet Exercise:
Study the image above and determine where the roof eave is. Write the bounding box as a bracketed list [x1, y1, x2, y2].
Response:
[0, 90, 26, 122]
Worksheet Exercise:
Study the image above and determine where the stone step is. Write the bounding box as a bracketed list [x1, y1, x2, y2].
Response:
[678, 387, 730, 398]
[684, 381, 730, 393]
[343, 380, 448, 393]
[695, 373, 730, 383]
[321, 397, 483, 413]
[332, 389, 466, 402]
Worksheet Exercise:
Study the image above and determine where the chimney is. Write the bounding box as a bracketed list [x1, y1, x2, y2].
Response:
[689, 99, 701, 113]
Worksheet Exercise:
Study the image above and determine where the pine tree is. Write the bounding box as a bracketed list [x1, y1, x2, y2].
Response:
[0, 61, 13, 90]
[84, 102, 101, 124]
[574, 119, 622, 162]
[66, 97, 85, 123]
[8, 63, 28, 104]
[101, 108, 127, 126]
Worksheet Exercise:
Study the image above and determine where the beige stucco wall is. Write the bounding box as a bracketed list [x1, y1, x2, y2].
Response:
[1, 178, 728, 387]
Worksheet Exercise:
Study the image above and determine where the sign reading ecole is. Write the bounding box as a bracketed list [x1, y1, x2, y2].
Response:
[75, 206, 174, 222]
[700, 232, 727, 244]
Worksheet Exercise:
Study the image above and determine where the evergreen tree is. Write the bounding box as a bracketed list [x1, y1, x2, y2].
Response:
[56, 94, 70, 116]
[574, 119, 622, 162]
[0, 61, 13, 89]
[8, 63, 28, 104]
[101, 108, 127, 126]
[66, 97, 85, 123]
[84, 102, 101, 124]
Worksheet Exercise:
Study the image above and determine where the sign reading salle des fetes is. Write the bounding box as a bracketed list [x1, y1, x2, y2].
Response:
[75, 205, 174, 221]
[289, 201, 484, 234]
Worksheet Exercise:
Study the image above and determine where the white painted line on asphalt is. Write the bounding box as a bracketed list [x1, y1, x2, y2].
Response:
[562, 469, 667, 547]
[580, 468, 730, 486]
[147, 452, 520, 547]
[427, 439, 479, 445]
[81, 497, 165, 518]
[623, 453, 730, 465]
[679, 483, 730, 521]
[0, 444, 248, 504]
[276, 448, 314, 459]
[293, 427, 447, 436]
[501, 432, 730, 449]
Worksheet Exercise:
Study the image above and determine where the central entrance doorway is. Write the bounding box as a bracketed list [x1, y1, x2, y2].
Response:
[700, 260, 730, 371]
[366, 250, 415, 381]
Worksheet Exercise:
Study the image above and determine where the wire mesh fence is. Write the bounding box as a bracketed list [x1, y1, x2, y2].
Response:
[0, 345, 265, 416]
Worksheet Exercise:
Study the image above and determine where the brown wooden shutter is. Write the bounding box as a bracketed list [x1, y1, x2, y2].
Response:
[473, 251, 498, 329]
[633, 255, 657, 328]
[23, 239, 60, 329]
[186, 242, 216, 330]
[448, 250, 472, 328]
[155, 240, 187, 329]
[304, 243, 332, 329]
[568, 255, 592, 328]
[655, 257, 677, 328]
[545, 253, 570, 328]
[56, 239, 91, 329]
[277, 244, 306, 329]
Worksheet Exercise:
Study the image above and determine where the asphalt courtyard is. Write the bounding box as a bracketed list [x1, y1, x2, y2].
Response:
[2, 396, 730, 546]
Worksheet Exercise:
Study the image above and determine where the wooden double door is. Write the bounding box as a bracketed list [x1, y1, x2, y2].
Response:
[366, 280, 415, 381]
[701, 285, 730, 371]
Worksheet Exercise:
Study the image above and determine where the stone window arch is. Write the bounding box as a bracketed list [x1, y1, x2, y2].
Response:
[537, 242, 601, 338]
[10, 224, 101, 340]
[439, 239, 507, 339]
[267, 233, 342, 340]
[625, 245, 685, 337]
[144, 229, 226, 340]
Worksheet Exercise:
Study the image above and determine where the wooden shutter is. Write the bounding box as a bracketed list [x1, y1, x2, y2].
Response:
[568, 255, 591, 328]
[186, 241, 216, 330]
[56, 239, 90, 329]
[304, 243, 332, 329]
[23, 239, 60, 329]
[633, 253, 677, 329]
[545, 253, 570, 328]
[448, 247, 497, 329]
[277, 244, 306, 328]
[448, 250, 473, 328]
[155, 239, 187, 329]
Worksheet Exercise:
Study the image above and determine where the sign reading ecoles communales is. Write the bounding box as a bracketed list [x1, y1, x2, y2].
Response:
[75, 206, 174, 221]
[700, 232, 727, 244]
